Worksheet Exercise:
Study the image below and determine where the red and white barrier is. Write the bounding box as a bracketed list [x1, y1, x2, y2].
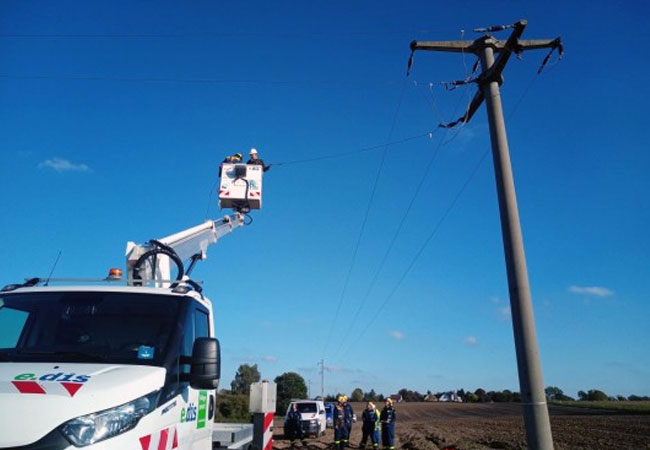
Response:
[139, 426, 178, 450]
[262, 412, 274, 450]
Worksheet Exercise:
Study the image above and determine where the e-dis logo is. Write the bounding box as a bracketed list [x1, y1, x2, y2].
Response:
[180, 403, 197, 423]
[11, 372, 92, 397]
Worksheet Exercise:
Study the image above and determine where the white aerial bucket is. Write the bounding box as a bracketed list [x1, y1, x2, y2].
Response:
[219, 163, 263, 210]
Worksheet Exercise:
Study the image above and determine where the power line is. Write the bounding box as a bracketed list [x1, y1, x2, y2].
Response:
[0, 28, 463, 39]
[322, 78, 410, 358]
[273, 131, 433, 167]
[330, 90, 468, 359]
[331, 76, 474, 359]
[330, 132, 442, 358]
[338, 147, 490, 363]
[335, 66, 543, 363]
[0, 73, 400, 87]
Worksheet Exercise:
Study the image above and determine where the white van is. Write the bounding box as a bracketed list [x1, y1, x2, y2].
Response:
[284, 400, 326, 437]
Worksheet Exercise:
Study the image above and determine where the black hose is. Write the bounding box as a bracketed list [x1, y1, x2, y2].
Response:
[132, 242, 184, 287]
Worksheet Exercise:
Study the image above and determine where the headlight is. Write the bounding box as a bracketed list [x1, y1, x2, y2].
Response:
[60, 391, 159, 447]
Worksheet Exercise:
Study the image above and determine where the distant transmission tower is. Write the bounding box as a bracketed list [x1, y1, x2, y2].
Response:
[318, 359, 325, 398]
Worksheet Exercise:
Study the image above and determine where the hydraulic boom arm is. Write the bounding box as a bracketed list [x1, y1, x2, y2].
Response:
[125, 213, 245, 287]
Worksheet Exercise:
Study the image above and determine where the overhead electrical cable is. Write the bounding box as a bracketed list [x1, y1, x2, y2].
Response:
[338, 148, 490, 363]
[0, 74, 400, 87]
[322, 78, 410, 358]
[272, 131, 433, 167]
[0, 28, 464, 39]
[336, 68, 544, 363]
[331, 81, 470, 359]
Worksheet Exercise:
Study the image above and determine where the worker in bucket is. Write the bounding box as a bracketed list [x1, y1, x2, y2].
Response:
[380, 398, 396, 450]
[246, 148, 271, 172]
[333, 396, 349, 449]
[219, 152, 243, 177]
[360, 401, 381, 449]
[343, 395, 354, 444]
[286, 403, 306, 447]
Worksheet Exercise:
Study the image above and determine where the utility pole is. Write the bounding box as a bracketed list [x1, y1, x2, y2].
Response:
[409, 20, 562, 450]
[318, 359, 325, 399]
[308, 379, 311, 399]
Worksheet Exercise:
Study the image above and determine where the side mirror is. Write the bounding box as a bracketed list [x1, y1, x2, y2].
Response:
[320, 410, 325, 414]
[190, 337, 221, 390]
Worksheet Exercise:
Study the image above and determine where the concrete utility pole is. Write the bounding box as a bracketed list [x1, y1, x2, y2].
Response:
[409, 20, 562, 450]
[318, 359, 325, 399]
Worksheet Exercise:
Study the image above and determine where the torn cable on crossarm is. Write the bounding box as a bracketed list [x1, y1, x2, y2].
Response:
[537, 38, 564, 74]
[439, 89, 485, 128]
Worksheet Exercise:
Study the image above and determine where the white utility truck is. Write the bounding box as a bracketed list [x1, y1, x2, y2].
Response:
[283, 400, 326, 437]
[0, 165, 265, 449]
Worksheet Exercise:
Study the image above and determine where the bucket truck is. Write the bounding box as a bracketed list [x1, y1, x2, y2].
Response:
[0, 166, 272, 449]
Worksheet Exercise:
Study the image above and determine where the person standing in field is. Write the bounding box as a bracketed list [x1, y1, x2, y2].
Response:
[360, 401, 381, 449]
[333, 396, 349, 449]
[343, 395, 354, 445]
[380, 398, 396, 450]
[286, 403, 306, 447]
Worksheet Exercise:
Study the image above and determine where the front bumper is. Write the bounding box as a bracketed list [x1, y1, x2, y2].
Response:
[300, 420, 320, 435]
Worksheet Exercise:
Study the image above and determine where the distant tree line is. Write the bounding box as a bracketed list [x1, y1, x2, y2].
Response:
[333, 385, 650, 404]
[217, 365, 650, 423]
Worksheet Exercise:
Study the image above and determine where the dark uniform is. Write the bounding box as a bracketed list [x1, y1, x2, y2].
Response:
[286, 407, 305, 446]
[333, 404, 349, 449]
[219, 154, 242, 177]
[380, 404, 396, 450]
[360, 407, 381, 448]
[343, 401, 354, 444]
[246, 157, 271, 172]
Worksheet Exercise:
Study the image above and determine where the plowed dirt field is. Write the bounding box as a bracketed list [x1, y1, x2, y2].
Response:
[272, 402, 650, 450]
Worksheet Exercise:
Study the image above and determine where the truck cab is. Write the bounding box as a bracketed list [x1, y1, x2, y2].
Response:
[0, 285, 221, 449]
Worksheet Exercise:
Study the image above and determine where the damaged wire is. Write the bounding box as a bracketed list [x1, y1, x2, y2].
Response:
[537, 38, 564, 74]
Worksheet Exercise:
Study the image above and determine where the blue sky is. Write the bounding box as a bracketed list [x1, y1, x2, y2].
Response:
[1, 0, 649, 398]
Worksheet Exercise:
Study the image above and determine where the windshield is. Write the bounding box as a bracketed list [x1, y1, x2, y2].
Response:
[295, 403, 318, 413]
[0, 291, 182, 365]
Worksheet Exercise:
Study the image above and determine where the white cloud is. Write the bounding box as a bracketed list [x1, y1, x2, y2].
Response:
[497, 306, 511, 319]
[389, 330, 405, 340]
[569, 285, 614, 297]
[262, 355, 278, 363]
[462, 335, 478, 347]
[38, 157, 90, 173]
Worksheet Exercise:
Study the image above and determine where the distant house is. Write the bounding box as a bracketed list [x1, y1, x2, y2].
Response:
[437, 392, 463, 403]
[423, 394, 438, 402]
[389, 394, 403, 403]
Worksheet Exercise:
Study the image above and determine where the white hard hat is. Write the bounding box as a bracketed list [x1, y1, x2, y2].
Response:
[250, 148, 258, 155]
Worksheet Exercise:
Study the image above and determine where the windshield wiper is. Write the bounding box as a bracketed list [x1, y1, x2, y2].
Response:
[15, 349, 110, 363]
